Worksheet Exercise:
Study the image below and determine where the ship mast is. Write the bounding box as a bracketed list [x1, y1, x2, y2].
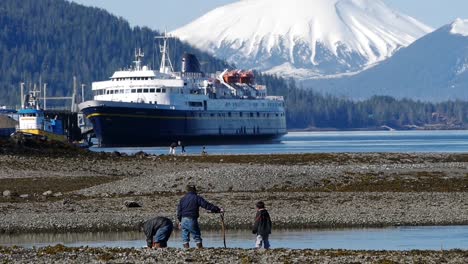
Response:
[134, 48, 144, 71]
[155, 30, 175, 74]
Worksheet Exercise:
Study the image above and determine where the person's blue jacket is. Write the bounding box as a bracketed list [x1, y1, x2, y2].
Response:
[177, 192, 221, 221]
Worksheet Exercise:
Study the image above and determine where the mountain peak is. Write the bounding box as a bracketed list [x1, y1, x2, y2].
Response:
[450, 18, 468, 37]
[172, 0, 432, 78]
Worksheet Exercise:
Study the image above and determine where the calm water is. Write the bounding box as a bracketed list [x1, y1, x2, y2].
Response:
[1, 226, 467, 250]
[91, 130, 468, 155]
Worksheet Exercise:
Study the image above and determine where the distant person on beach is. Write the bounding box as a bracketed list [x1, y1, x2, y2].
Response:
[178, 140, 186, 154]
[201, 146, 207, 156]
[169, 142, 177, 155]
[143, 216, 174, 249]
[252, 201, 272, 249]
[177, 185, 223, 249]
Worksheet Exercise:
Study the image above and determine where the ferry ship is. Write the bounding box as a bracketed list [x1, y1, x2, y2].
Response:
[79, 36, 287, 147]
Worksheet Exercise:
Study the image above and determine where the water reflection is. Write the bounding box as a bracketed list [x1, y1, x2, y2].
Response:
[1, 226, 468, 250]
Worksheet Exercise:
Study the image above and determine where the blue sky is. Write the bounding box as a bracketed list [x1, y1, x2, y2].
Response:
[71, 0, 468, 31]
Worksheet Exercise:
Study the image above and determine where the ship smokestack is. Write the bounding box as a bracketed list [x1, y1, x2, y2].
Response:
[181, 53, 201, 73]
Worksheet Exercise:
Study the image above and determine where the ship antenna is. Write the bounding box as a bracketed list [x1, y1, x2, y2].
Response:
[155, 29, 175, 74]
[134, 48, 144, 71]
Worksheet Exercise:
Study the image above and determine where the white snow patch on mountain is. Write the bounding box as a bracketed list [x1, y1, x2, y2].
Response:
[450, 18, 468, 36]
[303, 20, 468, 101]
[172, 0, 432, 78]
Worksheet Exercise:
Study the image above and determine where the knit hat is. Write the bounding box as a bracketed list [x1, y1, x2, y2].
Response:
[256, 201, 265, 209]
[186, 185, 197, 193]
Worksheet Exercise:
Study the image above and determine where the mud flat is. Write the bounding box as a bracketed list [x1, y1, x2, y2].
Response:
[0, 142, 467, 262]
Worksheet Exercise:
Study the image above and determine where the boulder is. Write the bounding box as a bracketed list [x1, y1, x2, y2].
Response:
[124, 201, 142, 208]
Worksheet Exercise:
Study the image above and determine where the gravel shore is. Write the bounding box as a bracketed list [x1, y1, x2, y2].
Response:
[1, 246, 468, 264]
[0, 146, 467, 262]
[0, 151, 467, 233]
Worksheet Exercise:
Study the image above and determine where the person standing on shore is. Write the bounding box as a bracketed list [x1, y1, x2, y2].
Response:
[252, 201, 272, 250]
[143, 216, 174, 249]
[177, 185, 223, 249]
[178, 140, 186, 154]
[201, 146, 207, 156]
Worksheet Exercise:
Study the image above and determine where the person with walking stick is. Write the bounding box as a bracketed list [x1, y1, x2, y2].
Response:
[177, 185, 224, 249]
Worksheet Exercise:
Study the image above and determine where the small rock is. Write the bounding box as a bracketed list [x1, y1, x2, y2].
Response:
[3, 190, 11, 197]
[124, 201, 142, 208]
[42, 190, 53, 196]
[19, 194, 29, 199]
[62, 199, 72, 205]
[53, 192, 63, 197]
[100, 193, 110, 198]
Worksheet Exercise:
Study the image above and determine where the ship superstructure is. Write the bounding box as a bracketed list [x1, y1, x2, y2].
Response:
[79, 35, 287, 147]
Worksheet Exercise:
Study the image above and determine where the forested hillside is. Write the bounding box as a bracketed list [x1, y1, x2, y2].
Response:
[0, 0, 228, 106]
[256, 73, 468, 130]
[0, 0, 466, 129]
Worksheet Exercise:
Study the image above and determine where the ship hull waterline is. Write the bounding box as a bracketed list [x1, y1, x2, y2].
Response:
[81, 105, 287, 147]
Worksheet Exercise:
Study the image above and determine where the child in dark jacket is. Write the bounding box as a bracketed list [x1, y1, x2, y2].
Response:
[252, 201, 272, 249]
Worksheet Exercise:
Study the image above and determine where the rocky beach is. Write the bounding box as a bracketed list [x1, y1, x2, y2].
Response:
[0, 140, 467, 263]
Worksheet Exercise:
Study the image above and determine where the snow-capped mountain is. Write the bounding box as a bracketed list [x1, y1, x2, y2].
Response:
[172, 0, 432, 78]
[305, 19, 468, 101]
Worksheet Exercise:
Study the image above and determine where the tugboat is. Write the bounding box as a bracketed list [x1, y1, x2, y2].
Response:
[15, 91, 67, 142]
[79, 35, 287, 147]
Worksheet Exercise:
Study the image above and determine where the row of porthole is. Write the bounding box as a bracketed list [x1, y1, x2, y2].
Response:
[112, 77, 154, 81]
[193, 112, 285, 118]
[94, 88, 167, 96]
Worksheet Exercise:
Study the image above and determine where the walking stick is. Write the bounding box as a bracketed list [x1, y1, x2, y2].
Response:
[220, 212, 226, 248]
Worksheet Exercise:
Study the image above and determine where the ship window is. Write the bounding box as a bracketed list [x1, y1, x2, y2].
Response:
[250, 113, 254, 117]
[137, 89, 142, 93]
[189, 102, 203, 107]
[131, 89, 136, 93]
[162, 88, 166, 93]
[110, 90, 114, 94]
[150, 88, 155, 93]
[156, 88, 161, 93]
[276, 113, 279, 117]
[228, 112, 231, 117]
[240, 112, 243, 117]
[199, 113, 202, 117]
[210, 113, 215, 117]
[143, 89, 149, 93]
[125, 89, 130, 94]
[257, 112, 260, 117]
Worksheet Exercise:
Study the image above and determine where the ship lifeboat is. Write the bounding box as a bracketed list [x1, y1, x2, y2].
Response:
[240, 71, 254, 84]
[223, 70, 240, 84]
